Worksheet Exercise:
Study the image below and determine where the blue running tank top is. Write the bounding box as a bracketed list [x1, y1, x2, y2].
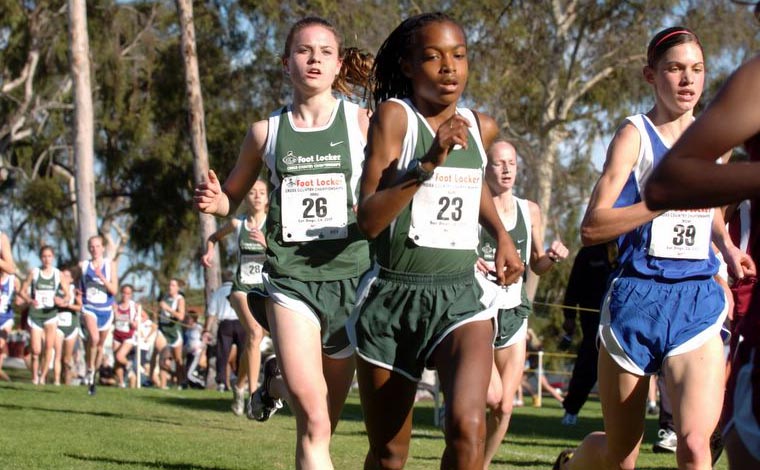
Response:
[614, 114, 718, 280]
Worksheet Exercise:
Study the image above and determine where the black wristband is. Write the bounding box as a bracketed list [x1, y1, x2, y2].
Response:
[408, 158, 434, 183]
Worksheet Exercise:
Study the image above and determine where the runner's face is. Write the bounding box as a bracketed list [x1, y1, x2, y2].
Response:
[245, 181, 269, 214]
[486, 143, 518, 193]
[40, 249, 54, 268]
[121, 287, 132, 301]
[405, 21, 468, 110]
[168, 280, 179, 296]
[649, 42, 704, 115]
[88, 239, 104, 259]
[284, 25, 342, 95]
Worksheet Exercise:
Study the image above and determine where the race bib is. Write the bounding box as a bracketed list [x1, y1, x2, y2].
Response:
[0, 294, 8, 313]
[409, 167, 481, 249]
[649, 209, 713, 260]
[35, 290, 55, 308]
[86, 285, 107, 304]
[240, 254, 265, 285]
[281, 173, 348, 242]
[115, 318, 130, 332]
[57, 311, 72, 327]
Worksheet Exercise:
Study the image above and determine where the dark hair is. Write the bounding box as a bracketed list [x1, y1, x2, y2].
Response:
[282, 16, 374, 99]
[39, 245, 54, 256]
[647, 27, 702, 68]
[370, 12, 463, 110]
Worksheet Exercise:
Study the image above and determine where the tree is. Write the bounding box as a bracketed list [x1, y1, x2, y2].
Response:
[68, 0, 97, 260]
[175, 0, 220, 299]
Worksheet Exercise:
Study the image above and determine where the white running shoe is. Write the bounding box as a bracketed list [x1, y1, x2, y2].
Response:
[653, 428, 677, 453]
[231, 387, 246, 416]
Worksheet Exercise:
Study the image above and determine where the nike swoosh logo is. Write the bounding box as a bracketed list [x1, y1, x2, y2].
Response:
[516, 239, 525, 244]
[330, 141, 344, 147]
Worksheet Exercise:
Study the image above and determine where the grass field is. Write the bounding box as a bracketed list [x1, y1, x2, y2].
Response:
[0, 369, 728, 470]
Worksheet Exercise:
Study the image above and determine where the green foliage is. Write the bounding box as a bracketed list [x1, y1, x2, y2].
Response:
[2, 0, 759, 317]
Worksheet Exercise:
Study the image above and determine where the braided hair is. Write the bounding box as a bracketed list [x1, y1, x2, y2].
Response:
[282, 17, 374, 100]
[370, 12, 463, 111]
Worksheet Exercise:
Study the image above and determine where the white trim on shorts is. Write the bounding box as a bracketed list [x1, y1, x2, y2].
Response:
[261, 272, 321, 329]
[56, 327, 80, 341]
[598, 276, 728, 376]
[158, 330, 183, 349]
[27, 315, 58, 331]
[724, 347, 760, 461]
[0, 318, 14, 331]
[81, 307, 114, 331]
[263, 272, 355, 359]
[496, 318, 528, 350]
[424, 307, 496, 365]
[348, 265, 497, 381]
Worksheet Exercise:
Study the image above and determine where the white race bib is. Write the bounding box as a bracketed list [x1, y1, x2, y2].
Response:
[57, 311, 72, 327]
[0, 294, 8, 313]
[86, 286, 107, 304]
[409, 167, 481, 249]
[115, 318, 130, 332]
[649, 209, 713, 260]
[240, 254, 265, 285]
[281, 173, 348, 242]
[35, 290, 55, 308]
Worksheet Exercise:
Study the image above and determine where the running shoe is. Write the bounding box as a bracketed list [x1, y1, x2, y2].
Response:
[652, 428, 677, 453]
[552, 449, 574, 470]
[248, 355, 283, 421]
[231, 386, 246, 416]
[87, 370, 97, 396]
[561, 412, 578, 426]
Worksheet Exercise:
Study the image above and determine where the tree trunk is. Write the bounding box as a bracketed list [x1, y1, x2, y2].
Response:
[176, 0, 220, 299]
[68, 0, 98, 261]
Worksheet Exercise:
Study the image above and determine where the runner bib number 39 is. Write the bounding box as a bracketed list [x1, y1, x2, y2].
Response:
[86, 285, 107, 304]
[409, 167, 482, 250]
[648, 209, 713, 260]
[281, 173, 348, 242]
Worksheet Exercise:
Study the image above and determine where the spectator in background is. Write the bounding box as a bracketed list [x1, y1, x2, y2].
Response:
[560, 243, 617, 425]
[203, 270, 248, 412]
[130, 307, 156, 388]
[521, 327, 564, 405]
[183, 309, 205, 388]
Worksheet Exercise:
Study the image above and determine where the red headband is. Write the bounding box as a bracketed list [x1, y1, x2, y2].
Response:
[655, 30, 693, 48]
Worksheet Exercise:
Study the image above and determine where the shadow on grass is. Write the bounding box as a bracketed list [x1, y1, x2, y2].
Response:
[64, 453, 234, 470]
[144, 395, 237, 413]
[0, 382, 61, 393]
[0, 402, 184, 427]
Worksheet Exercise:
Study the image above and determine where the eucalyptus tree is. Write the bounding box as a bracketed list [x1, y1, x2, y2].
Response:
[68, 0, 97, 261]
[175, 0, 220, 298]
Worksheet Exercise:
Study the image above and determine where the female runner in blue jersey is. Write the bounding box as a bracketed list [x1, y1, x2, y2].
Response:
[556, 27, 751, 470]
